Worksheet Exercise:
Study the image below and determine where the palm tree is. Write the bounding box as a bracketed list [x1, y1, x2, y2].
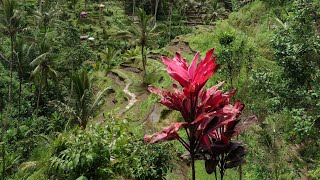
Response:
[124, 8, 158, 75]
[14, 38, 33, 119]
[34, 4, 59, 34]
[53, 71, 108, 129]
[100, 47, 118, 70]
[30, 39, 58, 113]
[72, 71, 94, 128]
[0, 0, 22, 103]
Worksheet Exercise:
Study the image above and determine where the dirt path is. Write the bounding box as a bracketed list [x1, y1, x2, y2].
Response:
[107, 37, 196, 119]
[123, 78, 137, 110]
[106, 70, 137, 115]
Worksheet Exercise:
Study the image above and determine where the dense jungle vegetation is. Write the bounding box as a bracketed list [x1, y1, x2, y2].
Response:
[0, 0, 320, 179]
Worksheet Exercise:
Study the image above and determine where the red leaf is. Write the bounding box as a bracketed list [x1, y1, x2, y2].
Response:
[233, 115, 258, 136]
[144, 122, 187, 143]
[188, 52, 199, 80]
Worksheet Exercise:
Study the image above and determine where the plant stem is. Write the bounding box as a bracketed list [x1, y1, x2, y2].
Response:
[1, 113, 5, 180]
[19, 76, 21, 120]
[9, 35, 14, 104]
[214, 168, 218, 180]
[220, 154, 225, 180]
[141, 45, 146, 76]
[191, 151, 195, 180]
[36, 69, 43, 114]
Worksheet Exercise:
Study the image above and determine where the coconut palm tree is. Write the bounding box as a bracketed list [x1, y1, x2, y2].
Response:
[125, 8, 158, 75]
[0, 0, 23, 103]
[14, 38, 33, 119]
[34, 4, 59, 34]
[30, 39, 58, 114]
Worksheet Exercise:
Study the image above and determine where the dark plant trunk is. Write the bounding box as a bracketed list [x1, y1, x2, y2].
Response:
[133, 0, 136, 17]
[141, 45, 146, 75]
[218, 153, 225, 180]
[17, 54, 23, 121]
[228, 66, 233, 87]
[19, 77, 22, 120]
[80, 118, 86, 129]
[238, 158, 243, 180]
[154, 0, 160, 25]
[98, 0, 102, 27]
[9, 35, 14, 103]
[168, 2, 172, 41]
[70, 60, 74, 100]
[237, 136, 243, 180]
[36, 70, 43, 114]
[38, 1, 42, 31]
[44, 23, 48, 34]
[223, 0, 233, 12]
[273, 131, 278, 180]
[1, 114, 5, 180]
[191, 151, 196, 180]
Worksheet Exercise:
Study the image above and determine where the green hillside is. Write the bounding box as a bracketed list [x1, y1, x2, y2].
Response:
[0, 0, 319, 179]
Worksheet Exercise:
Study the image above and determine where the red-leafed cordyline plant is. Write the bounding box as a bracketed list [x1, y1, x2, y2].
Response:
[144, 48, 257, 180]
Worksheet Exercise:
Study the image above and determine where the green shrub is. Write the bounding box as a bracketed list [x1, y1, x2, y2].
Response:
[50, 119, 175, 179]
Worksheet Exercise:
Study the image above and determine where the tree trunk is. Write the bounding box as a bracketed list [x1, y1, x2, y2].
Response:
[141, 45, 146, 75]
[220, 154, 225, 180]
[36, 69, 43, 114]
[191, 152, 196, 180]
[44, 23, 48, 34]
[1, 114, 5, 180]
[98, 0, 102, 27]
[223, 0, 233, 12]
[70, 60, 74, 100]
[154, 0, 160, 25]
[133, 0, 136, 17]
[168, 2, 173, 41]
[19, 77, 22, 120]
[8, 35, 14, 104]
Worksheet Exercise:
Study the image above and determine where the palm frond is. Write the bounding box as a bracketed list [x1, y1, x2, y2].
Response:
[274, 17, 288, 30]
[29, 52, 50, 67]
[48, 66, 58, 81]
[50, 100, 77, 120]
[30, 65, 41, 79]
[90, 87, 111, 111]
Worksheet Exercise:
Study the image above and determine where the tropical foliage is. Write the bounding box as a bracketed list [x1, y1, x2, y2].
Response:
[0, 0, 320, 179]
[145, 49, 257, 179]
